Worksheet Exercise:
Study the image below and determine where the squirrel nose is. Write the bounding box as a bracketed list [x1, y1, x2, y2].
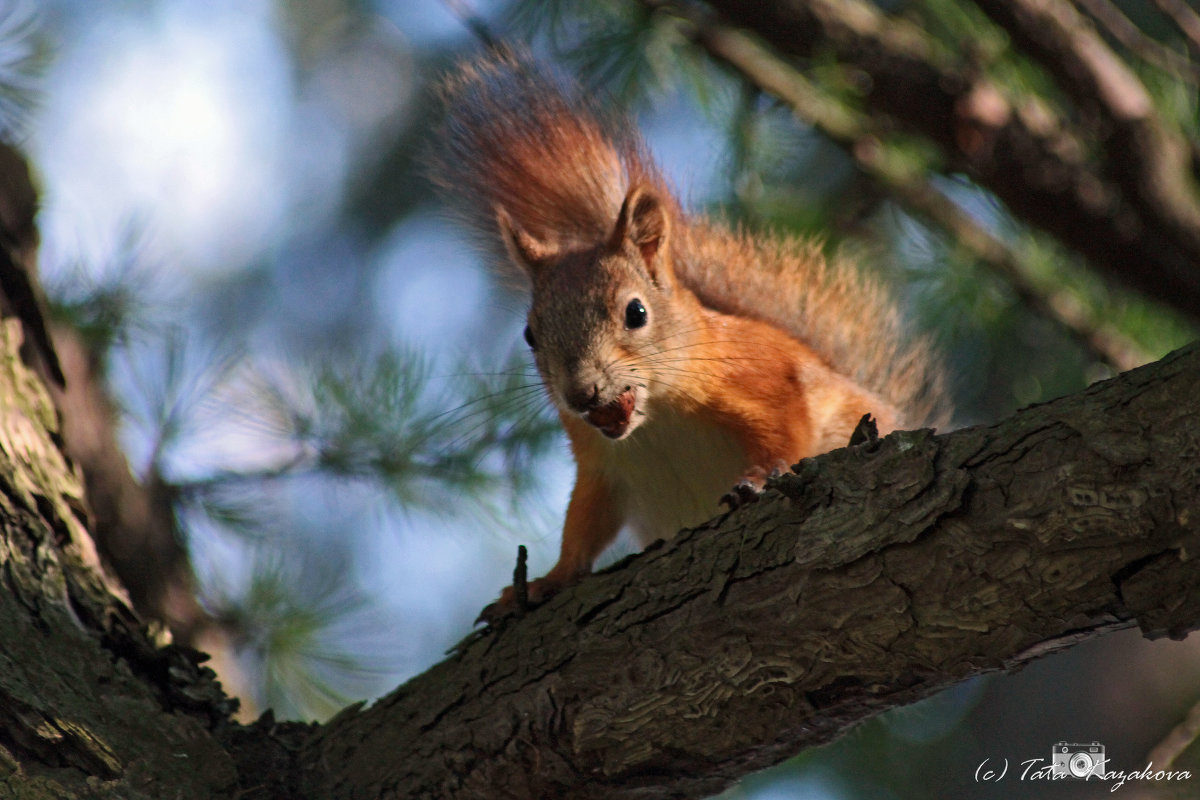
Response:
[565, 383, 600, 412]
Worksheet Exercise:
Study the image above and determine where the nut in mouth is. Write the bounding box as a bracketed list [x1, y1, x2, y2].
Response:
[584, 389, 636, 439]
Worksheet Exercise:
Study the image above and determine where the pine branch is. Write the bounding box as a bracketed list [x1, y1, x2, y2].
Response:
[972, 0, 1200, 267]
[698, 0, 1200, 324]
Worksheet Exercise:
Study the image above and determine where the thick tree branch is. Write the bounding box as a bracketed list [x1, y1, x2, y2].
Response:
[0, 144, 253, 711]
[699, 0, 1200, 324]
[297, 343, 1200, 800]
[5, 6, 1198, 798]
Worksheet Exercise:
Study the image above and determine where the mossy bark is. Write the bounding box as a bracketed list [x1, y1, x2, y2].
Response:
[0, 319, 237, 799]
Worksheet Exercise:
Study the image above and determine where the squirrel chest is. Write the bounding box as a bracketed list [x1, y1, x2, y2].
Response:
[594, 408, 748, 547]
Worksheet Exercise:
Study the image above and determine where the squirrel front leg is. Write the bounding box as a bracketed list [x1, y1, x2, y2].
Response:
[492, 467, 622, 612]
[721, 386, 893, 509]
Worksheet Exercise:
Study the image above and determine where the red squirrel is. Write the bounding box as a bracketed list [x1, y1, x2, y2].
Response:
[433, 50, 947, 616]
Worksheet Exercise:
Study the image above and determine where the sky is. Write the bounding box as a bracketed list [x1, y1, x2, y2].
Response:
[24, 0, 732, 704]
[28, 0, 537, 697]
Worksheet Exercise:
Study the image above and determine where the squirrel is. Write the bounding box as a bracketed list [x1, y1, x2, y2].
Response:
[432, 49, 948, 618]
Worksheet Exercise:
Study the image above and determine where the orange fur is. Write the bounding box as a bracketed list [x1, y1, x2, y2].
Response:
[434, 50, 949, 615]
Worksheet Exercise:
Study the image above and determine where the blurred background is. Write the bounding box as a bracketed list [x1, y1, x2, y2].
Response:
[4, 0, 1200, 797]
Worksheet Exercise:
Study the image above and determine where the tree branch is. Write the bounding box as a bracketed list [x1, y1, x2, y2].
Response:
[972, 0, 1200, 273]
[699, 0, 1200, 324]
[657, 2, 1148, 371]
[1075, 0, 1200, 84]
[296, 342, 1200, 799]
[1154, 0, 1200, 57]
[0, 318, 239, 799]
[1147, 695, 1200, 770]
[0, 143, 253, 710]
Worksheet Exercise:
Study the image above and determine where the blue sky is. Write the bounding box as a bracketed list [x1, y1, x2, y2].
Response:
[26, 0, 734, 705]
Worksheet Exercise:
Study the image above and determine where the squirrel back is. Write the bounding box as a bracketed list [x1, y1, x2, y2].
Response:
[431, 49, 946, 429]
[681, 226, 947, 428]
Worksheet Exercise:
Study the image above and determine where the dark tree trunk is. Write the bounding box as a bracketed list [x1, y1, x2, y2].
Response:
[0, 318, 238, 799]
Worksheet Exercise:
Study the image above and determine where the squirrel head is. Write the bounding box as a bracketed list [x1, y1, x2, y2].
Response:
[498, 184, 693, 440]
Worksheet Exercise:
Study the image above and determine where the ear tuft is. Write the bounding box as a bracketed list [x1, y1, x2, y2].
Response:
[497, 208, 557, 277]
[613, 186, 669, 266]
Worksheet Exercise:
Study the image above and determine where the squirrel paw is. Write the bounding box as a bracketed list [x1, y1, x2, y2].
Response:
[721, 479, 762, 510]
[475, 576, 570, 626]
[721, 460, 792, 510]
[848, 413, 879, 447]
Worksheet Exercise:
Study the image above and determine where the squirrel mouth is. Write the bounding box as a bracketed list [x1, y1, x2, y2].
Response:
[585, 389, 635, 439]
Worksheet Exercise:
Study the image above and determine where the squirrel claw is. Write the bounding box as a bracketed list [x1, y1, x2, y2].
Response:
[475, 576, 568, 626]
[475, 601, 515, 627]
[721, 479, 762, 510]
[848, 413, 879, 447]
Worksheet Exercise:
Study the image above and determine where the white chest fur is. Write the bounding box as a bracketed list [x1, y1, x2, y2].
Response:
[597, 410, 749, 547]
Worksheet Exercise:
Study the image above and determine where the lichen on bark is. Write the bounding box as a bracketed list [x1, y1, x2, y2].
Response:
[0, 319, 237, 799]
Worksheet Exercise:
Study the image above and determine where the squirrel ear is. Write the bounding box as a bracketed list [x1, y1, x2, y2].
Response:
[497, 208, 556, 277]
[613, 185, 669, 271]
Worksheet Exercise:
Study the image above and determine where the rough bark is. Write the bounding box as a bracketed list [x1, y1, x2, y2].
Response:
[0, 319, 238, 799]
[3, 4, 1197, 797]
[300, 342, 1200, 799]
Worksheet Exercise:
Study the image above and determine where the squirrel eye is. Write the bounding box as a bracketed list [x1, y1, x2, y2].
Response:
[624, 299, 648, 330]
[523, 324, 537, 350]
